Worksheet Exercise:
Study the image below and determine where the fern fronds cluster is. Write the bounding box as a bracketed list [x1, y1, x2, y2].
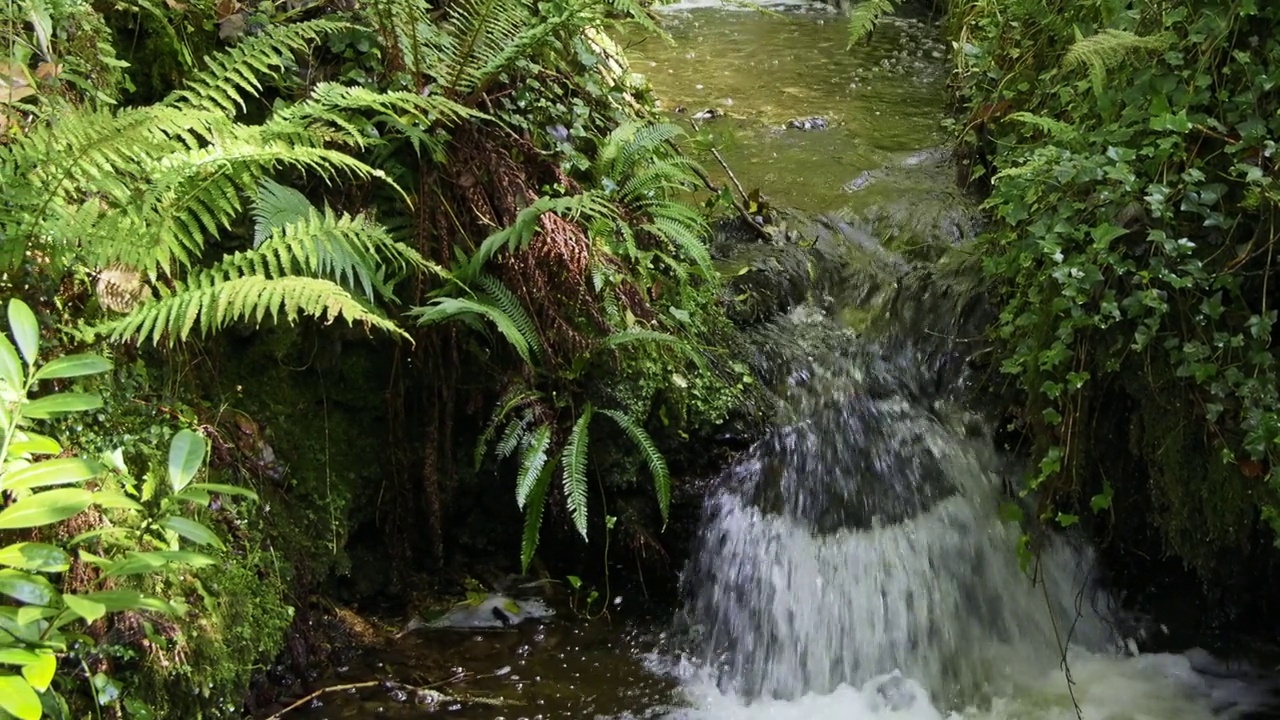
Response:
[1060, 29, 1173, 91]
[477, 392, 670, 571]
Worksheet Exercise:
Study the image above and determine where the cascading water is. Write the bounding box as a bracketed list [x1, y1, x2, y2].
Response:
[676, 329, 1117, 711]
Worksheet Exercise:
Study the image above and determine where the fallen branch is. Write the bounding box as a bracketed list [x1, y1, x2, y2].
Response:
[679, 120, 771, 241]
[262, 681, 383, 720]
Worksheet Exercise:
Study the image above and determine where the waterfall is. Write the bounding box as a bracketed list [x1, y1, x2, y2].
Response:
[678, 338, 1118, 710]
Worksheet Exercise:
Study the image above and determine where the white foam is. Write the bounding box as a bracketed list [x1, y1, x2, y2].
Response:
[652, 650, 1271, 720]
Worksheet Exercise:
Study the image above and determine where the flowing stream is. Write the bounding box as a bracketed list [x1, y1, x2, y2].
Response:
[292, 5, 1279, 719]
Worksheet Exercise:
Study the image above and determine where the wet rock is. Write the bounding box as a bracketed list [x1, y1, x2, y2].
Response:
[842, 170, 879, 192]
[784, 116, 829, 131]
[690, 108, 723, 121]
[414, 595, 555, 630]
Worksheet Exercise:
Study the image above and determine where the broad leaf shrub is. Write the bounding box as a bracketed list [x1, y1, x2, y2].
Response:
[950, 0, 1280, 569]
[0, 299, 255, 719]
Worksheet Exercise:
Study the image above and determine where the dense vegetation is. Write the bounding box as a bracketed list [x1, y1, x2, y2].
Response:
[0, 0, 742, 715]
[945, 0, 1280, 587]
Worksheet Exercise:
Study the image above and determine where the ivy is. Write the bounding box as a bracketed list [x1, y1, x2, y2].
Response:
[952, 0, 1280, 567]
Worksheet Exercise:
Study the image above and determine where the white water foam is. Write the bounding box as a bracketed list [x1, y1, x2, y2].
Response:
[645, 649, 1273, 720]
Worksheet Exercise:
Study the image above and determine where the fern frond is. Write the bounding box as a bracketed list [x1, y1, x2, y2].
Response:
[1061, 29, 1172, 89]
[475, 274, 543, 357]
[597, 121, 684, 180]
[599, 328, 689, 351]
[495, 410, 533, 459]
[267, 82, 483, 151]
[847, 0, 895, 47]
[515, 424, 553, 510]
[561, 404, 593, 539]
[519, 462, 553, 572]
[601, 409, 671, 524]
[85, 276, 407, 345]
[1004, 112, 1079, 140]
[409, 296, 538, 363]
[167, 19, 355, 115]
[253, 180, 315, 246]
[462, 193, 618, 278]
[476, 388, 542, 468]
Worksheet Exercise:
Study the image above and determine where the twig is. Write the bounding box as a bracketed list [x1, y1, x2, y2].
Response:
[262, 681, 383, 720]
[688, 118, 751, 204]
[676, 121, 771, 241]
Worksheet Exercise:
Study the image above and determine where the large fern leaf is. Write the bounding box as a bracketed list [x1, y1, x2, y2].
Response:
[600, 409, 671, 524]
[409, 296, 538, 363]
[167, 19, 354, 114]
[560, 404, 593, 539]
[475, 388, 542, 469]
[84, 276, 407, 344]
[847, 0, 895, 47]
[1061, 29, 1172, 87]
[519, 462, 554, 572]
[515, 424, 554, 510]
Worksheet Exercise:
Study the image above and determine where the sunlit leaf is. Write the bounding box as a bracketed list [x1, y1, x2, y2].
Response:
[0, 543, 70, 573]
[0, 672, 42, 720]
[2, 457, 102, 492]
[0, 334, 22, 390]
[0, 488, 93, 529]
[23, 392, 103, 419]
[168, 429, 207, 493]
[33, 353, 113, 381]
[19, 651, 55, 691]
[62, 594, 107, 624]
[159, 516, 223, 548]
[7, 300, 39, 366]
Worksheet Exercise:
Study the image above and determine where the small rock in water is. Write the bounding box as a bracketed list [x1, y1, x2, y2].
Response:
[785, 117, 828, 131]
[861, 670, 928, 713]
[691, 108, 724, 121]
[842, 171, 877, 192]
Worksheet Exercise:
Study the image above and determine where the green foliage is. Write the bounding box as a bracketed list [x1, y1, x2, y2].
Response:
[847, 0, 896, 47]
[0, 299, 255, 719]
[952, 0, 1280, 569]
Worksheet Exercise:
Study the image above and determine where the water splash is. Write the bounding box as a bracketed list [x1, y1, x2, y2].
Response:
[679, 344, 1116, 707]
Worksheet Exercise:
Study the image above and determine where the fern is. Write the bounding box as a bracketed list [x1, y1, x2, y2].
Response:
[494, 410, 533, 459]
[167, 19, 354, 114]
[515, 424, 553, 510]
[1004, 111, 1080, 141]
[600, 409, 671, 525]
[84, 276, 407, 345]
[409, 295, 539, 363]
[253, 180, 315, 246]
[475, 274, 543, 357]
[1061, 29, 1173, 92]
[519, 462, 553, 572]
[475, 388, 543, 468]
[847, 0, 895, 47]
[561, 405, 593, 539]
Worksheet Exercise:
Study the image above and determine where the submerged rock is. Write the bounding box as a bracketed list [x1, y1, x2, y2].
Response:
[784, 116, 829, 131]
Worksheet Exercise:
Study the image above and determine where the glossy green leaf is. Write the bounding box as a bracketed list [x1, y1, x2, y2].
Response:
[100, 552, 167, 578]
[7, 432, 62, 457]
[62, 595, 107, 624]
[7, 300, 39, 367]
[19, 651, 55, 691]
[32, 353, 112, 382]
[23, 392, 103, 419]
[0, 543, 71, 573]
[167, 430, 207, 493]
[0, 649, 43, 666]
[172, 488, 210, 505]
[83, 590, 174, 614]
[0, 672, 42, 720]
[188, 482, 258, 500]
[0, 488, 93, 529]
[159, 516, 223, 549]
[14, 605, 57, 626]
[0, 334, 22, 390]
[2, 457, 102, 492]
[0, 570, 58, 605]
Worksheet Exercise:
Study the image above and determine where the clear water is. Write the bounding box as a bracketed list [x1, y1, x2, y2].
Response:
[290, 7, 1279, 720]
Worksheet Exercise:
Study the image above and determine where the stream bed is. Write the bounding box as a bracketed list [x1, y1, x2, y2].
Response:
[287, 4, 1280, 719]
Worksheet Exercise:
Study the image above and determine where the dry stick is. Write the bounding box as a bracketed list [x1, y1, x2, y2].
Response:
[262, 681, 383, 720]
[682, 119, 772, 242]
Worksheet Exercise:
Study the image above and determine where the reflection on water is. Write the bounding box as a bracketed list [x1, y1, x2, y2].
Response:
[624, 8, 950, 211]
